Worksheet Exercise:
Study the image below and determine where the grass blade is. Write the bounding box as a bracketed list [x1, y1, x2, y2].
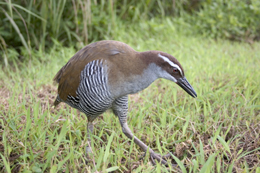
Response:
[200, 154, 216, 173]
[217, 135, 231, 155]
[170, 153, 187, 173]
[106, 166, 119, 172]
[227, 161, 234, 173]
[1, 8, 30, 54]
[182, 115, 190, 136]
[104, 132, 115, 163]
[212, 123, 223, 144]
[0, 2, 46, 21]
[0, 154, 11, 173]
[199, 139, 205, 165]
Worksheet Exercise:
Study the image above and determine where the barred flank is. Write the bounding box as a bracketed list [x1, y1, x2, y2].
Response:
[65, 60, 114, 119]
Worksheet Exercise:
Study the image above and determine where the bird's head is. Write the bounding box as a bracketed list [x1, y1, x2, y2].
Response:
[155, 52, 197, 98]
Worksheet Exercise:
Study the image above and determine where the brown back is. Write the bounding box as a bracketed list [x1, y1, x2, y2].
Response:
[54, 40, 138, 100]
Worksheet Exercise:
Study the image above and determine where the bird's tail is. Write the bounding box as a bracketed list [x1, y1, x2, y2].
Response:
[53, 95, 61, 107]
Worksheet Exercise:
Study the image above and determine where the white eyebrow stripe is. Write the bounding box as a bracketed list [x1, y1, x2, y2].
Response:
[158, 53, 183, 76]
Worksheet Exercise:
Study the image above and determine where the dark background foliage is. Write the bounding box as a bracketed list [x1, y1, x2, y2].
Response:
[0, 0, 259, 63]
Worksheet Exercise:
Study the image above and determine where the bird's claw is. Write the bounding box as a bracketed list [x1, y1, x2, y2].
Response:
[150, 152, 177, 167]
[140, 151, 177, 167]
[161, 152, 173, 160]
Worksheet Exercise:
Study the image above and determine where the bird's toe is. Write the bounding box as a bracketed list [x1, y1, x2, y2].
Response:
[150, 152, 176, 167]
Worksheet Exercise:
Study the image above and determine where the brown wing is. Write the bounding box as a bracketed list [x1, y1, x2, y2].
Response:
[53, 40, 134, 101]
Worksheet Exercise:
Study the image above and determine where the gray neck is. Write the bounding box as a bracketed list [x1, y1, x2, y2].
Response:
[112, 63, 166, 97]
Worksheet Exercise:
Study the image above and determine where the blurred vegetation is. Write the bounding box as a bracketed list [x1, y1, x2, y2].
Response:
[0, 0, 260, 65]
[187, 0, 260, 41]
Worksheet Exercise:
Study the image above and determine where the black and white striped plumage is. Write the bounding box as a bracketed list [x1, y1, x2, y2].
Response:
[60, 60, 117, 121]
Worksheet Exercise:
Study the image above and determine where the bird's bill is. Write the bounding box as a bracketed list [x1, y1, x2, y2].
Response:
[177, 77, 197, 98]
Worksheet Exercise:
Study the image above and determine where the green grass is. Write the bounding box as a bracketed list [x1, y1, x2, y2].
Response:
[1, 20, 260, 172]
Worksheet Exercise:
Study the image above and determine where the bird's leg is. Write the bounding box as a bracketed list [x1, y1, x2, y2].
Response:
[86, 121, 94, 158]
[121, 122, 175, 166]
[112, 96, 175, 167]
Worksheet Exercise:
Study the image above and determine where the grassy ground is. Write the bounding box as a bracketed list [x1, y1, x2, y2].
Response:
[1, 21, 260, 172]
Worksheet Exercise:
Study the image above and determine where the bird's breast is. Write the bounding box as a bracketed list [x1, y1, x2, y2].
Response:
[108, 63, 160, 98]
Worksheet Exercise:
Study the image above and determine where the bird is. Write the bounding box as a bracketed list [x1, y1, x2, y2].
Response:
[53, 40, 197, 166]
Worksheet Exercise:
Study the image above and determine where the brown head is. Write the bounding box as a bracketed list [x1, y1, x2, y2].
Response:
[139, 50, 197, 98]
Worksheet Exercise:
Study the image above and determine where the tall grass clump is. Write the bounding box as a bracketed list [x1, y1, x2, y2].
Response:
[0, 0, 181, 64]
[4, 0, 260, 65]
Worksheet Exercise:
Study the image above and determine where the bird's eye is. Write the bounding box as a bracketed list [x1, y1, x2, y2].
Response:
[173, 68, 178, 73]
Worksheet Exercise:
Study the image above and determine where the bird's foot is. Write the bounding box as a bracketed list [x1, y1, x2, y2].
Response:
[150, 152, 177, 167]
[85, 146, 94, 164]
[140, 151, 177, 167]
